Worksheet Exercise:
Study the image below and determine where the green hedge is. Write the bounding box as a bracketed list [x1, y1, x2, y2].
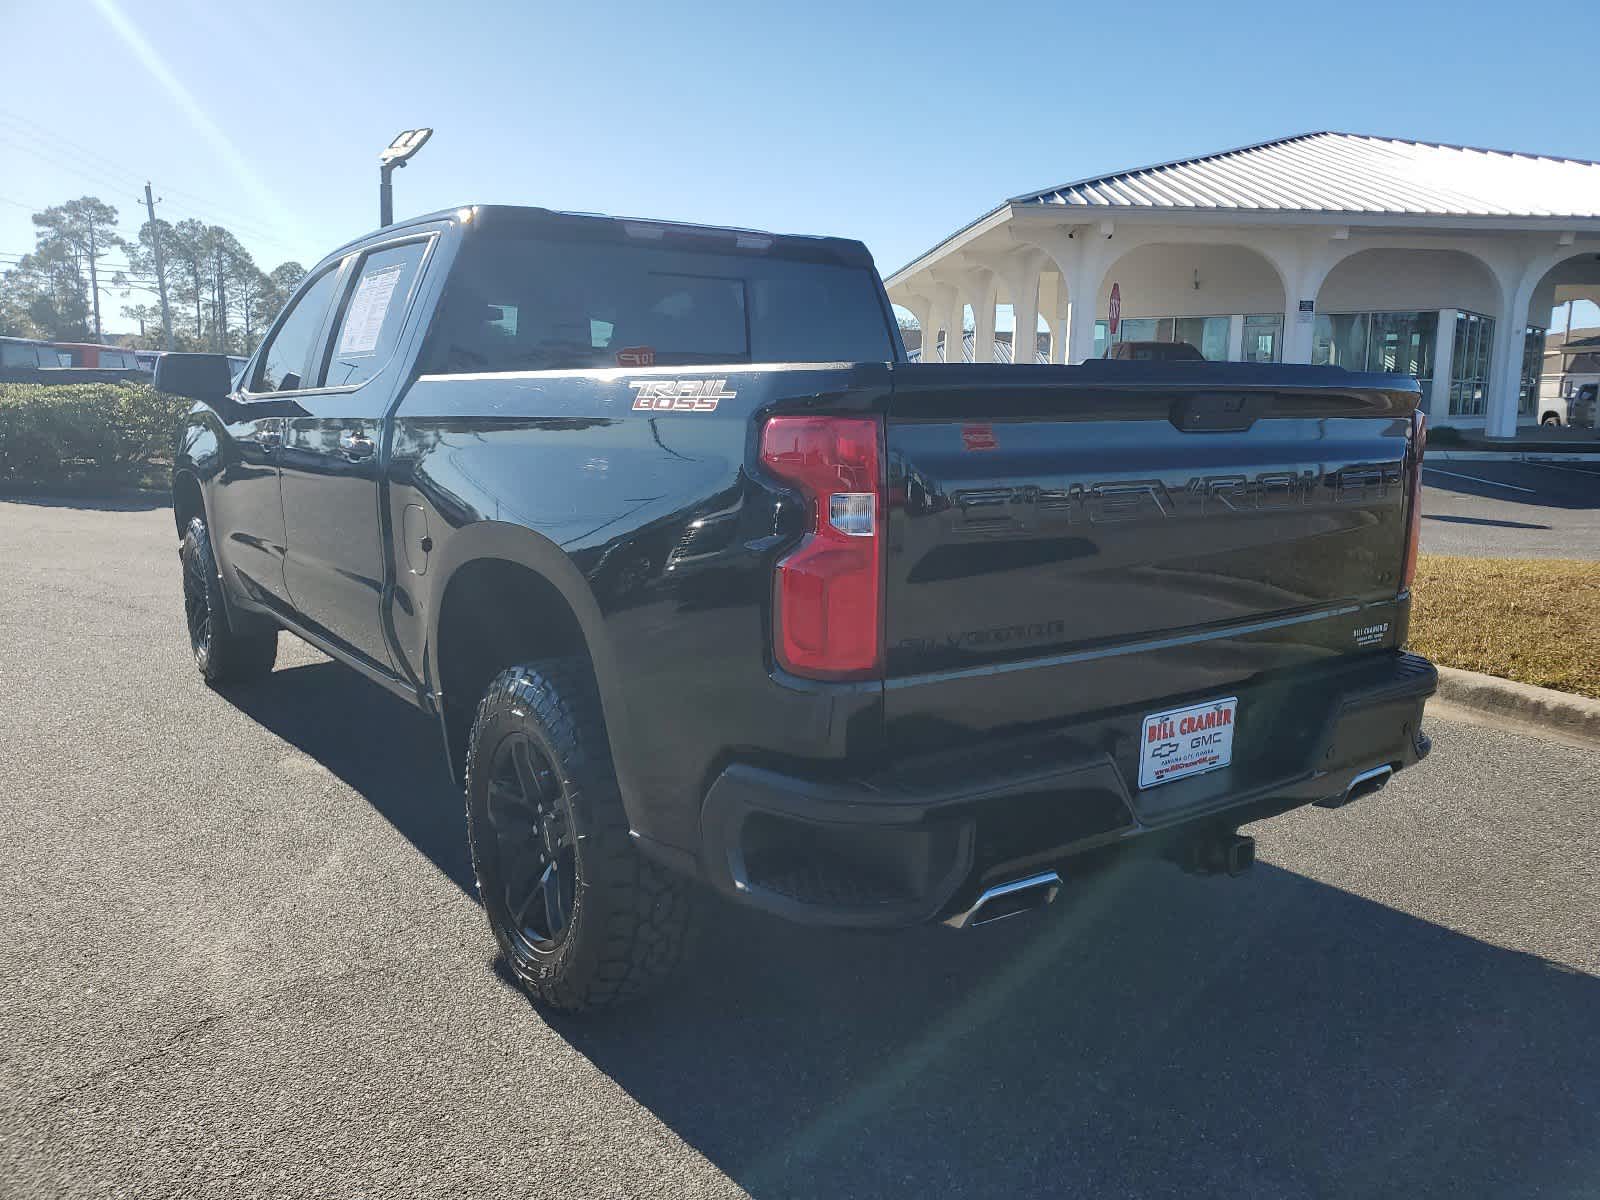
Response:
[0, 382, 190, 487]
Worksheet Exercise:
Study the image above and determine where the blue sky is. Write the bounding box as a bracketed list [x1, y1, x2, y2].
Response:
[4, 0, 1597, 334]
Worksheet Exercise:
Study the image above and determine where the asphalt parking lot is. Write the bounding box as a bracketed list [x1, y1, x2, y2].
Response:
[3, 497, 1599, 1199]
[1421, 457, 1600, 558]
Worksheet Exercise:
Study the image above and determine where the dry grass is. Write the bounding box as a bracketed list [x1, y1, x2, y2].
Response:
[1409, 555, 1600, 699]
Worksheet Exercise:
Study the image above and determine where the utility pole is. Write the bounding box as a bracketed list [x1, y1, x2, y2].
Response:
[379, 128, 433, 226]
[144, 182, 174, 350]
[86, 221, 102, 342]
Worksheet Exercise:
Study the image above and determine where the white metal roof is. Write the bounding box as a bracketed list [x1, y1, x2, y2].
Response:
[1012, 132, 1600, 219]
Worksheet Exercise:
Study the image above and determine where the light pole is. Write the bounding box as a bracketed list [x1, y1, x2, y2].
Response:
[379, 128, 433, 227]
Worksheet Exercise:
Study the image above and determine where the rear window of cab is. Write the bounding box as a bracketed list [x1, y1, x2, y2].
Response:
[425, 231, 894, 373]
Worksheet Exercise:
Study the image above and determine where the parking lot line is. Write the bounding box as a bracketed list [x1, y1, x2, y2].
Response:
[1525, 461, 1600, 478]
[1422, 467, 1537, 493]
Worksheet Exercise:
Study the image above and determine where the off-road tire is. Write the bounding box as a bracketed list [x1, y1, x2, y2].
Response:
[180, 516, 277, 685]
[464, 660, 693, 1011]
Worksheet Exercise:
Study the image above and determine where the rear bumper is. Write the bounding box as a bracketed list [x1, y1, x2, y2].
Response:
[697, 651, 1436, 928]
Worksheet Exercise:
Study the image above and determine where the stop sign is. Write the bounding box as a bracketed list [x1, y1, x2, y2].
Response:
[1109, 282, 1121, 335]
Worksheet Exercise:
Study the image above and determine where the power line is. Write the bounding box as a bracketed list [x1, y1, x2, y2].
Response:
[0, 119, 147, 192]
[0, 112, 305, 252]
[0, 135, 304, 263]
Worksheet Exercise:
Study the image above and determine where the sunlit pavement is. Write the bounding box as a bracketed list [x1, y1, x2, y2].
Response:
[2, 497, 1597, 1199]
[1421, 458, 1600, 558]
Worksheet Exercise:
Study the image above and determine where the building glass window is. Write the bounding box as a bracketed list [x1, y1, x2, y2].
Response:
[1449, 311, 1495, 417]
[1172, 316, 1230, 361]
[1367, 310, 1438, 396]
[1311, 312, 1369, 369]
[1243, 314, 1282, 362]
[1311, 310, 1438, 397]
[1519, 326, 1546, 417]
[1093, 314, 1229, 360]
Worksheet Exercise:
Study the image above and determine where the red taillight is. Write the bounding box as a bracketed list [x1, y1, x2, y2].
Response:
[759, 415, 884, 679]
[1400, 409, 1427, 592]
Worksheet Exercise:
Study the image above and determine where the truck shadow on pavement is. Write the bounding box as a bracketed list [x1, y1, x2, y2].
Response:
[217, 659, 473, 893]
[551, 870, 1600, 1200]
[224, 660, 1600, 1200]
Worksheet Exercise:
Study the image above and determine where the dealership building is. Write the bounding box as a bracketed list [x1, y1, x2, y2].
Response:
[885, 132, 1600, 435]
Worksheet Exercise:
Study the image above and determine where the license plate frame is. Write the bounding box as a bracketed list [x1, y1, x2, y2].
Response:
[1138, 696, 1238, 789]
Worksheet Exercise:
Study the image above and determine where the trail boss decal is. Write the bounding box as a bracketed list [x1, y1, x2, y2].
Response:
[1139, 696, 1237, 789]
[629, 379, 737, 412]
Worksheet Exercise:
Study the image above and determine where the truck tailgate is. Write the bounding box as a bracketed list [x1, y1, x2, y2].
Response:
[884, 363, 1421, 751]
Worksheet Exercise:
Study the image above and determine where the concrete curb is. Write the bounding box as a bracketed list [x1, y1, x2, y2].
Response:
[1434, 665, 1600, 742]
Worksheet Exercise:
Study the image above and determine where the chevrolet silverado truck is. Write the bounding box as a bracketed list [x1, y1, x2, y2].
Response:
[157, 204, 1436, 1011]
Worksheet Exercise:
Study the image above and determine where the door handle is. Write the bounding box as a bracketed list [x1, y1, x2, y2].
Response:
[339, 430, 376, 462]
[257, 423, 283, 450]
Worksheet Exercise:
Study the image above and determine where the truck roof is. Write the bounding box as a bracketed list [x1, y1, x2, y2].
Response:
[319, 205, 877, 272]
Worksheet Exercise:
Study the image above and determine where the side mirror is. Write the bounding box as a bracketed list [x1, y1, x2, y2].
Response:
[154, 353, 235, 404]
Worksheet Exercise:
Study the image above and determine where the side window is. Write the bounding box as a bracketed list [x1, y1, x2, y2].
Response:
[320, 239, 430, 388]
[252, 265, 342, 393]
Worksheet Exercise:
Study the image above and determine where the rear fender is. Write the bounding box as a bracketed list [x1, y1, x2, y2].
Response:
[422, 521, 639, 810]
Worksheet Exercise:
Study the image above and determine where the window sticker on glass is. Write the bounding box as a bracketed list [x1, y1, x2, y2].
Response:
[338, 263, 405, 357]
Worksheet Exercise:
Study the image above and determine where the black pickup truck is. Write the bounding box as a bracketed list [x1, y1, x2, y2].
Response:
[158, 204, 1436, 1011]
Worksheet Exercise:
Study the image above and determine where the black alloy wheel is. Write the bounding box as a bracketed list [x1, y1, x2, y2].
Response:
[463, 660, 694, 1010]
[484, 731, 579, 951]
[178, 516, 277, 684]
[182, 541, 214, 667]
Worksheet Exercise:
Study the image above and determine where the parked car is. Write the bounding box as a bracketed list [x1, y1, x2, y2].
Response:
[0, 336, 147, 385]
[0, 336, 71, 371]
[52, 341, 144, 371]
[1105, 339, 1206, 361]
[1537, 377, 1596, 428]
[158, 204, 1436, 1011]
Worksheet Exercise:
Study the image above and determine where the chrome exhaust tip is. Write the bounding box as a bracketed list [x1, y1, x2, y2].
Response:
[944, 871, 1062, 930]
[1315, 763, 1395, 809]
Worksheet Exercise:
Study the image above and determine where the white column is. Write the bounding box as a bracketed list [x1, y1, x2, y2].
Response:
[1428, 309, 1456, 421]
[1035, 270, 1059, 364]
[910, 300, 937, 363]
[1031, 229, 1112, 364]
[1270, 240, 1342, 365]
[943, 289, 965, 363]
[1226, 314, 1245, 362]
[1062, 257, 1107, 365]
[1056, 289, 1068, 364]
[1010, 270, 1040, 366]
[971, 271, 997, 363]
[1282, 297, 1315, 363]
[1484, 304, 1526, 439]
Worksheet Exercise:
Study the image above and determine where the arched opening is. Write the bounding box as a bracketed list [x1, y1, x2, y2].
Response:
[889, 302, 922, 359]
[1525, 250, 1600, 427]
[1314, 248, 1502, 422]
[993, 297, 1049, 363]
[1093, 243, 1287, 361]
